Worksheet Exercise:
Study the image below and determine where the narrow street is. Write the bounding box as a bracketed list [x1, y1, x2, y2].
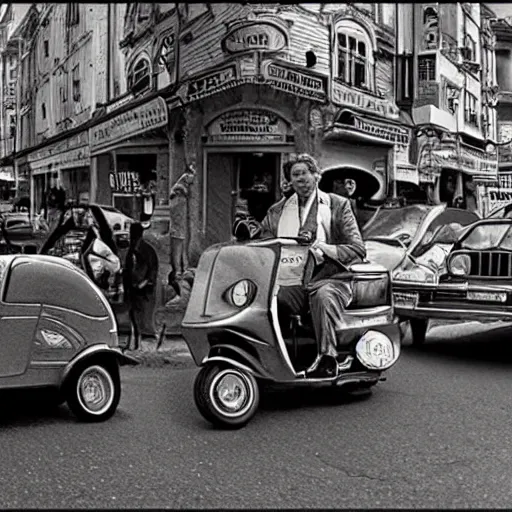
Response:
[1, 322, 512, 509]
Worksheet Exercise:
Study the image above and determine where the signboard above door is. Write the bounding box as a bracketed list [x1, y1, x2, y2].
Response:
[206, 109, 289, 144]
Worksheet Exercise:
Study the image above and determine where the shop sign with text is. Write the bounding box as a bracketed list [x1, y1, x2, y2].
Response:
[91, 97, 168, 153]
[351, 116, 410, 146]
[432, 145, 498, 177]
[109, 171, 141, 194]
[262, 61, 327, 102]
[185, 65, 238, 103]
[395, 165, 419, 185]
[222, 21, 288, 54]
[331, 81, 400, 118]
[207, 109, 288, 143]
[487, 187, 512, 211]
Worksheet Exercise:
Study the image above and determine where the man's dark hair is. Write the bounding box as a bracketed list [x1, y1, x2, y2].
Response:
[130, 222, 144, 241]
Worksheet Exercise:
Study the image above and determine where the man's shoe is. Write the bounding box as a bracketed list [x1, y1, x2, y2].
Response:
[305, 355, 338, 379]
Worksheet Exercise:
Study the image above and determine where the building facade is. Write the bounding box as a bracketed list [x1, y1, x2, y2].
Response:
[102, 2, 415, 264]
[12, 3, 127, 218]
[404, 2, 499, 215]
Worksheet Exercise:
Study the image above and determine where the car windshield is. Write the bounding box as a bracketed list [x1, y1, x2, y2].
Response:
[363, 205, 433, 243]
[461, 222, 512, 250]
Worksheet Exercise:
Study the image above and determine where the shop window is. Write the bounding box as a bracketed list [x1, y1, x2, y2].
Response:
[418, 55, 436, 82]
[443, 81, 460, 115]
[72, 64, 80, 102]
[396, 55, 413, 104]
[464, 90, 478, 126]
[67, 3, 80, 27]
[9, 66, 16, 81]
[128, 57, 151, 94]
[335, 20, 374, 91]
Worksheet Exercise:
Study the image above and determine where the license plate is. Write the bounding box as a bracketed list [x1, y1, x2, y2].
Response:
[467, 291, 507, 303]
[393, 292, 419, 308]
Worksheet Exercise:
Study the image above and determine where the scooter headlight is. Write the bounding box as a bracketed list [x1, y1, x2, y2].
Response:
[448, 254, 471, 276]
[229, 279, 256, 308]
[356, 330, 399, 370]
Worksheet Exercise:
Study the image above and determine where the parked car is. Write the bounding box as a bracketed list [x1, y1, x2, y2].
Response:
[0, 211, 33, 238]
[390, 216, 512, 345]
[0, 253, 138, 421]
[362, 204, 480, 271]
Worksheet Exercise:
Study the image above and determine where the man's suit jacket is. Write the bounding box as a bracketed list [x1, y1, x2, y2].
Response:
[260, 189, 366, 271]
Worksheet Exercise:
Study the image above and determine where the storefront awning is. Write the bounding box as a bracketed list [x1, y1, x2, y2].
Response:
[324, 108, 412, 148]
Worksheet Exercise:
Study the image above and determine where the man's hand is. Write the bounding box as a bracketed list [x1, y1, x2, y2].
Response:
[312, 241, 338, 261]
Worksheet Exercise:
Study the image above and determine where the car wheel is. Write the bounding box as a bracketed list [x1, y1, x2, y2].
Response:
[410, 319, 429, 346]
[65, 360, 121, 422]
[194, 364, 260, 429]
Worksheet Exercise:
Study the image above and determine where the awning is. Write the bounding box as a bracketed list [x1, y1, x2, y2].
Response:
[324, 109, 412, 148]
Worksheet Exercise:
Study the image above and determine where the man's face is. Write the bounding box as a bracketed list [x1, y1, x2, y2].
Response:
[289, 162, 317, 199]
[344, 178, 357, 197]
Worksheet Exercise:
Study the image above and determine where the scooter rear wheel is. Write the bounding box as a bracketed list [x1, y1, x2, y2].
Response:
[193, 364, 260, 429]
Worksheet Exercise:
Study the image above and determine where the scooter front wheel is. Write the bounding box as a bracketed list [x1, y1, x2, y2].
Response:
[193, 364, 260, 429]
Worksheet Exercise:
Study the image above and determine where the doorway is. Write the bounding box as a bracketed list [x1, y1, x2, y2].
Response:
[205, 152, 281, 247]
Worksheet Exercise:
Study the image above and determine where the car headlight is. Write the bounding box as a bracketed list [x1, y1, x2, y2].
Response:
[355, 330, 399, 370]
[448, 254, 471, 276]
[229, 279, 256, 308]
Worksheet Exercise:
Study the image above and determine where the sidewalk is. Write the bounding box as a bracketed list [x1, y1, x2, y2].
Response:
[120, 334, 195, 369]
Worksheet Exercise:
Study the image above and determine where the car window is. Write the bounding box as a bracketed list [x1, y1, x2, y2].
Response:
[4, 259, 108, 317]
[461, 223, 512, 250]
[416, 209, 480, 249]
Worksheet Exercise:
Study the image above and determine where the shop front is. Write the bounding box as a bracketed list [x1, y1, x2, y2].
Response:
[89, 96, 169, 222]
[26, 130, 90, 218]
[416, 130, 499, 215]
[174, 56, 329, 260]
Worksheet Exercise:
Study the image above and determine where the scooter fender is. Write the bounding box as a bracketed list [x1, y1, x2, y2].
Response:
[202, 344, 274, 380]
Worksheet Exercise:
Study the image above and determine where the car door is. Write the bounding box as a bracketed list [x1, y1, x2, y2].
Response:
[0, 258, 40, 378]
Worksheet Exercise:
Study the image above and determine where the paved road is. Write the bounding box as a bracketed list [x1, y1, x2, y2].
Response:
[2, 322, 512, 508]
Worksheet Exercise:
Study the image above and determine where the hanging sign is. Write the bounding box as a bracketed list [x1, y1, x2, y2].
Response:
[207, 109, 288, 143]
[109, 171, 141, 194]
[331, 81, 400, 118]
[185, 65, 238, 103]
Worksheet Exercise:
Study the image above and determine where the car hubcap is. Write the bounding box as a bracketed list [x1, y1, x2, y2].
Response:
[210, 370, 253, 418]
[77, 365, 114, 415]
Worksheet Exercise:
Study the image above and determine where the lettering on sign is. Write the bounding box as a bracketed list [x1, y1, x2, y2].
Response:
[222, 21, 288, 54]
[208, 109, 288, 143]
[488, 187, 512, 211]
[186, 65, 237, 102]
[28, 131, 89, 163]
[331, 81, 400, 118]
[90, 97, 168, 153]
[352, 116, 409, 145]
[431, 145, 498, 177]
[109, 171, 141, 194]
[262, 61, 327, 102]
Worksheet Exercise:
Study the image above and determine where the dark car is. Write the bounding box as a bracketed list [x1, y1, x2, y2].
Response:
[390, 217, 512, 345]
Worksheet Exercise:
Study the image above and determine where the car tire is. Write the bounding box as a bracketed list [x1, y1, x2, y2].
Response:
[410, 319, 429, 346]
[193, 364, 260, 429]
[65, 360, 121, 422]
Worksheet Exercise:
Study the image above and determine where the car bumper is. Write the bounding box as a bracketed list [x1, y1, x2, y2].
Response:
[393, 281, 512, 322]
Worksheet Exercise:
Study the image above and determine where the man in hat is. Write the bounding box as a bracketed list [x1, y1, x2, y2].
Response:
[258, 154, 366, 378]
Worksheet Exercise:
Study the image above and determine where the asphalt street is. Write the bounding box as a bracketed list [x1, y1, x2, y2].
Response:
[2, 321, 512, 508]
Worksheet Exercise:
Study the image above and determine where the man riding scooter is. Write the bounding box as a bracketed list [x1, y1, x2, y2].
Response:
[237, 153, 366, 379]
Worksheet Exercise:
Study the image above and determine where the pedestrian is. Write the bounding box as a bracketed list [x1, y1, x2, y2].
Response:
[124, 222, 159, 351]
